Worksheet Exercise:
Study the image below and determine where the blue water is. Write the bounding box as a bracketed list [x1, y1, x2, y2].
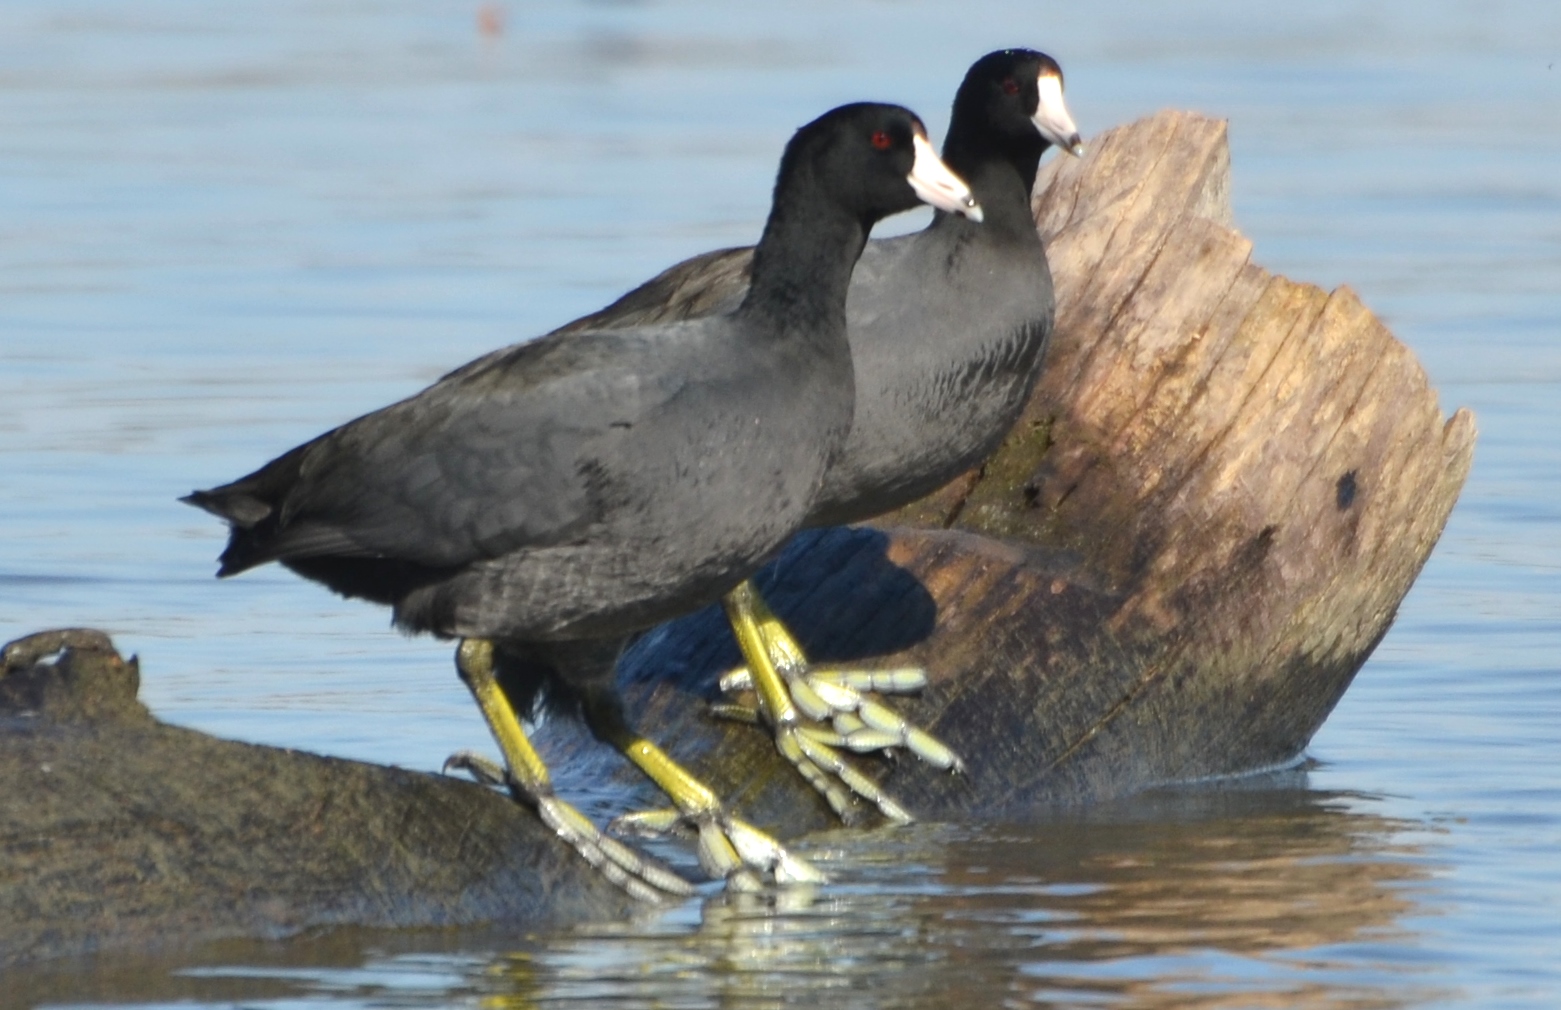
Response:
[3, 1, 1559, 1006]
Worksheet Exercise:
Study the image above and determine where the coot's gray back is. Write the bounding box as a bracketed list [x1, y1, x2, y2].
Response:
[556, 49, 1078, 529]
[185, 102, 983, 646]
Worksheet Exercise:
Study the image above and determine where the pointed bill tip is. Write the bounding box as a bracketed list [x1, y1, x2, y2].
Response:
[1033, 72, 1084, 159]
[908, 132, 983, 222]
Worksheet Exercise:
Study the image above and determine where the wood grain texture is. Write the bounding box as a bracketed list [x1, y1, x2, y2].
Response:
[573, 110, 1476, 831]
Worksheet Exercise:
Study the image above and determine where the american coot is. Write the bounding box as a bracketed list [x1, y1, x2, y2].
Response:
[185, 103, 981, 899]
[555, 50, 1081, 823]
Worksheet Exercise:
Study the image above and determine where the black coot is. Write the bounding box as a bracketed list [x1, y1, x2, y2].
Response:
[556, 50, 1082, 824]
[185, 102, 981, 899]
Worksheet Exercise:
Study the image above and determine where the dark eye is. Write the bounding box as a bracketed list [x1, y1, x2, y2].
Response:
[870, 130, 892, 150]
[1001, 77, 1020, 95]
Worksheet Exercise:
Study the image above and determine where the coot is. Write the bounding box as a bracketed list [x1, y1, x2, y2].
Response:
[185, 103, 981, 898]
[556, 50, 1081, 824]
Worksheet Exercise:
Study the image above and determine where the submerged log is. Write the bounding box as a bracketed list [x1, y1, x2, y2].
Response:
[0, 630, 633, 966]
[0, 111, 1473, 963]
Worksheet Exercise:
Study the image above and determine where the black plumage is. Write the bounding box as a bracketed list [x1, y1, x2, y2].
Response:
[544, 49, 1083, 821]
[184, 102, 980, 892]
[562, 50, 1080, 530]
[188, 101, 978, 689]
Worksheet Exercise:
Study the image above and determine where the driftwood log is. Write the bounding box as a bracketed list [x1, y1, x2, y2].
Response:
[0, 630, 635, 966]
[557, 109, 1477, 827]
[0, 111, 1474, 965]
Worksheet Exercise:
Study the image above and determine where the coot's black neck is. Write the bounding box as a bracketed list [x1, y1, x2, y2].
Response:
[738, 169, 870, 341]
[939, 119, 1048, 242]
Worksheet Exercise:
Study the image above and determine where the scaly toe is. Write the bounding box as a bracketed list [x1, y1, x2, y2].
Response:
[793, 731, 914, 825]
[619, 804, 828, 889]
[813, 681, 965, 772]
[608, 807, 691, 839]
[535, 795, 695, 901]
[693, 813, 825, 888]
[725, 817, 828, 884]
[707, 701, 763, 725]
[719, 665, 929, 697]
[442, 749, 509, 787]
[722, 660, 963, 776]
[812, 667, 929, 694]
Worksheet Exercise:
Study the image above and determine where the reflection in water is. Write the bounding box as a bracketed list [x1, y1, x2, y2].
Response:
[3, 786, 1454, 1009]
[4, 0, 1552, 1005]
[458, 783, 1452, 1010]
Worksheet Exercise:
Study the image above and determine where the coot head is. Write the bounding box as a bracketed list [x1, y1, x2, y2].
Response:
[959, 48, 1084, 158]
[781, 102, 984, 226]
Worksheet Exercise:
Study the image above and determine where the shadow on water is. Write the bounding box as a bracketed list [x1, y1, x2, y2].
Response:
[7, 778, 1454, 1010]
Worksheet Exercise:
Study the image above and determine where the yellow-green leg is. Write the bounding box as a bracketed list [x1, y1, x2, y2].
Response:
[579, 688, 826, 891]
[719, 581, 963, 824]
[452, 638, 693, 903]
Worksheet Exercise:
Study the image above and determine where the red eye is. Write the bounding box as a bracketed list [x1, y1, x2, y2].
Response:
[870, 130, 892, 150]
[1001, 77, 1020, 95]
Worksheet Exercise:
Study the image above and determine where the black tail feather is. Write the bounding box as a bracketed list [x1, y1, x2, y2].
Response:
[182, 440, 320, 576]
[180, 487, 272, 526]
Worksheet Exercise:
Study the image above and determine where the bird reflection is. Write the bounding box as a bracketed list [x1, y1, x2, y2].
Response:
[471, 781, 1456, 1010]
[26, 783, 1444, 1009]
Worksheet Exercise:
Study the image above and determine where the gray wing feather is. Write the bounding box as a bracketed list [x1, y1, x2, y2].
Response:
[271, 329, 686, 567]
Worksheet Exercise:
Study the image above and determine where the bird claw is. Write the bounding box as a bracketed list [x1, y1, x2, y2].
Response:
[444, 751, 694, 902]
[608, 807, 691, 838]
[787, 727, 914, 824]
[443, 749, 509, 787]
[719, 665, 927, 697]
[716, 660, 963, 824]
[537, 795, 695, 903]
[720, 665, 962, 773]
[609, 806, 827, 887]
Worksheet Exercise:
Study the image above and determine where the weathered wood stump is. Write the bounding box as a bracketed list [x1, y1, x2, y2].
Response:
[555, 110, 1476, 830]
[0, 111, 1474, 964]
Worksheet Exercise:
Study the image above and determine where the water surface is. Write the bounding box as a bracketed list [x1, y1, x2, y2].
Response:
[2, 1, 1558, 1006]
